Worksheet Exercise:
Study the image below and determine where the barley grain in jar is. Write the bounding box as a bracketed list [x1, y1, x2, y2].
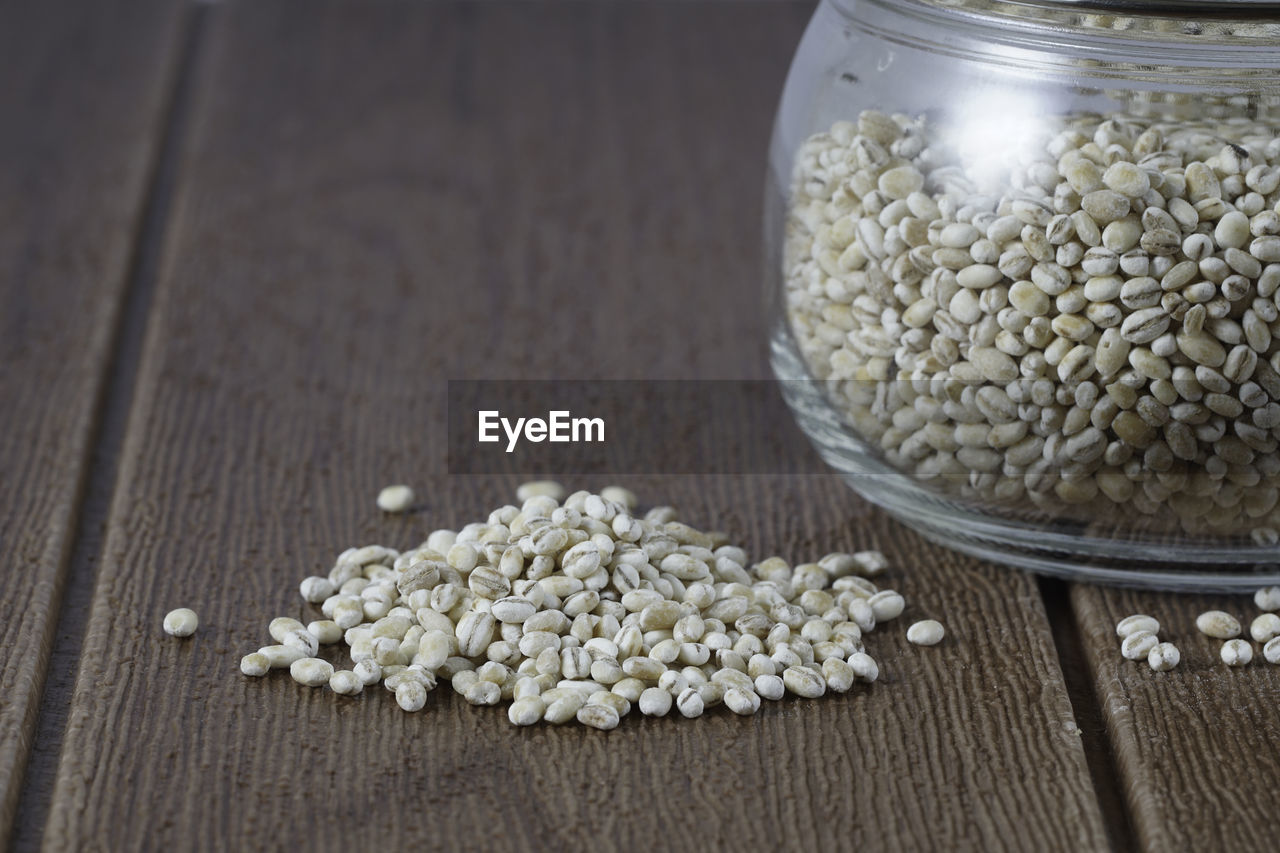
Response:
[769, 0, 1280, 589]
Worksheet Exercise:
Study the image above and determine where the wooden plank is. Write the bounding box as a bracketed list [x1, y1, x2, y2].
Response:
[1072, 585, 1280, 852]
[0, 0, 185, 839]
[43, 2, 1108, 849]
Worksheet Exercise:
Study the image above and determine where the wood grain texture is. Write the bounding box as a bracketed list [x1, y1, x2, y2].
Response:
[1072, 585, 1280, 852]
[0, 0, 183, 838]
[43, 2, 1107, 849]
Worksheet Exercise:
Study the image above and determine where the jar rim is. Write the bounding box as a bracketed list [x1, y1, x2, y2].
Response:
[1044, 0, 1279, 8]
[1039, 0, 1280, 8]
[831, 0, 1280, 23]
[935, 0, 1280, 13]
[827, 0, 1280, 57]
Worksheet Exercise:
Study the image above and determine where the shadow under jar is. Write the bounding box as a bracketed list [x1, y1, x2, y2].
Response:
[767, 0, 1280, 589]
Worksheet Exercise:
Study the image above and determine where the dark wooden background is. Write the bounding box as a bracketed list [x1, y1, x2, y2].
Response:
[2, 2, 1278, 850]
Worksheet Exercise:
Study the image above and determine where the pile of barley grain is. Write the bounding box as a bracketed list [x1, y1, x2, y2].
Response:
[238, 483, 942, 728]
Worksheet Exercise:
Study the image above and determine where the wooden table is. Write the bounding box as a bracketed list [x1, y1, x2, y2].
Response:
[3, 2, 1278, 850]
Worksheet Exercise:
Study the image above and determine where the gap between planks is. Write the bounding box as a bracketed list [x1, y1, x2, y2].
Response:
[1038, 577, 1138, 852]
[7, 6, 213, 850]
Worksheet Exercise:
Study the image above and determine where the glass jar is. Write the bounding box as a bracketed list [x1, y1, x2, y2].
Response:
[766, 0, 1280, 589]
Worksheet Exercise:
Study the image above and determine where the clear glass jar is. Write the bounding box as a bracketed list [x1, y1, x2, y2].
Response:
[767, 0, 1280, 589]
